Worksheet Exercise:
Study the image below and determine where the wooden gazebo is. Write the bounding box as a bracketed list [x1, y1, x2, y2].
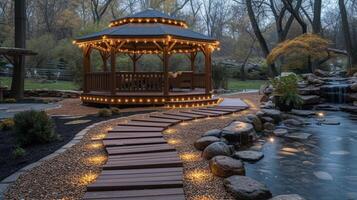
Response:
[74, 9, 220, 107]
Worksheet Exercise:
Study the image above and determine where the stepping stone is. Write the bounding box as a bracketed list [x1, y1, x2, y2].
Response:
[84, 188, 185, 200]
[104, 152, 182, 170]
[233, 150, 264, 162]
[204, 107, 242, 112]
[106, 143, 175, 155]
[321, 120, 340, 125]
[150, 114, 191, 121]
[118, 121, 172, 128]
[180, 110, 217, 117]
[284, 132, 311, 140]
[106, 132, 163, 140]
[209, 155, 245, 177]
[110, 126, 164, 132]
[270, 194, 306, 200]
[132, 118, 180, 125]
[197, 108, 230, 115]
[313, 171, 333, 180]
[103, 138, 167, 147]
[87, 167, 183, 191]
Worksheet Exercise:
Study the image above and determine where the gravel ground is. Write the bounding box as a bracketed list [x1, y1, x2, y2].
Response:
[5, 92, 261, 200]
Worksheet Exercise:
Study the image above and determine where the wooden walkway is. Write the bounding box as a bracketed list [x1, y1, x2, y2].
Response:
[84, 104, 248, 200]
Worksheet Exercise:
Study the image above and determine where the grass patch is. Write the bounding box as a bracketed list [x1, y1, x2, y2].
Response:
[228, 79, 266, 91]
[0, 77, 78, 90]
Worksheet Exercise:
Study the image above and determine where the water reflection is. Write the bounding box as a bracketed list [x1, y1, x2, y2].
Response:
[246, 111, 357, 200]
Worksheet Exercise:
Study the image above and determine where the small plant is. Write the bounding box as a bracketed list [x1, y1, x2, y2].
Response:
[13, 110, 57, 146]
[97, 108, 112, 117]
[270, 74, 303, 111]
[12, 146, 26, 158]
[3, 98, 16, 103]
[0, 118, 15, 131]
[110, 107, 120, 115]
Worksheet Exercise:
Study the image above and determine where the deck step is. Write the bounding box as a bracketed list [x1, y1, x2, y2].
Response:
[149, 114, 191, 121]
[106, 143, 175, 155]
[84, 188, 185, 200]
[110, 126, 164, 132]
[103, 137, 167, 147]
[194, 108, 229, 115]
[131, 118, 181, 125]
[105, 132, 163, 140]
[117, 121, 172, 128]
[179, 110, 218, 117]
[163, 112, 205, 119]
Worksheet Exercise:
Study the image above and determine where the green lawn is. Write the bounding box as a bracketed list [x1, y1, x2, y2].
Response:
[227, 79, 267, 91]
[0, 77, 78, 90]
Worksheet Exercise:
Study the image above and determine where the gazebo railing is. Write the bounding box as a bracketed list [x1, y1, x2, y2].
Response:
[116, 72, 163, 92]
[86, 72, 111, 91]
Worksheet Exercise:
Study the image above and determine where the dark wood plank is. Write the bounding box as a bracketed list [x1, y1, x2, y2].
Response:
[105, 132, 163, 140]
[195, 108, 230, 115]
[163, 112, 205, 119]
[84, 188, 185, 200]
[101, 167, 183, 176]
[103, 138, 167, 147]
[117, 121, 172, 128]
[106, 143, 175, 155]
[109, 126, 164, 132]
[179, 110, 217, 117]
[132, 117, 180, 125]
[149, 114, 190, 121]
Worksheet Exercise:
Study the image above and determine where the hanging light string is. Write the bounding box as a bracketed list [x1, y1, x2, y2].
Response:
[108, 17, 189, 28]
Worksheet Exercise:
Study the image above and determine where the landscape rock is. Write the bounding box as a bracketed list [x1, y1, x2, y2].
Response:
[273, 128, 288, 136]
[351, 83, 357, 92]
[261, 116, 274, 123]
[340, 105, 357, 113]
[269, 194, 306, 200]
[298, 86, 320, 95]
[209, 156, 245, 177]
[202, 129, 222, 137]
[194, 136, 220, 150]
[282, 119, 303, 127]
[284, 132, 311, 140]
[314, 69, 330, 77]
[202, 142, 232, 160]
[261, 109, 282, 123]
[234, 150, 264, 162]
[300, 95, 320, 105]
[290, 109, 315, 117]
[348, 93, 357, 101]
[222, 121, 257, 145]
[263, 122, 275, 131]
[321, 120, 340, 125]
[246, 114, 263, 132]
[315, 104, 340, 111]
[224, 176, 272, 200]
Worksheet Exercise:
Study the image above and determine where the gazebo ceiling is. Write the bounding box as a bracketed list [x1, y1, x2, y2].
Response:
[74, 9, 219, 54]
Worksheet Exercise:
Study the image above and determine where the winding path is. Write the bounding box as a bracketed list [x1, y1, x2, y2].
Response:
[84, 103, 248, 199]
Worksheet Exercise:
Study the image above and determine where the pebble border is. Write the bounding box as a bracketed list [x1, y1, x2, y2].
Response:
[0, 112, 155, 200]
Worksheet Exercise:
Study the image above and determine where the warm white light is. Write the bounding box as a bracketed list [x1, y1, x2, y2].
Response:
[269, 137, 275, 142]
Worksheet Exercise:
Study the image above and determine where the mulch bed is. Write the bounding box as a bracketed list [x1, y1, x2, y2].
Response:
[0, 110, 156, 181]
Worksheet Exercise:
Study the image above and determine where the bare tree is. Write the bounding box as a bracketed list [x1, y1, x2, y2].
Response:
[90, 0, 113, 23]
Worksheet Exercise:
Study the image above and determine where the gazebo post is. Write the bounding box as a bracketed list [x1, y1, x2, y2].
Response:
[190, 52, 196, 90]
[163, 46, 169, 96]
[133, 53, 137, 72]
[83, 46, 91, 93]
[110, 47, 116, 95]
[204, 45, 212, 95]
[100, 51, 108, 71]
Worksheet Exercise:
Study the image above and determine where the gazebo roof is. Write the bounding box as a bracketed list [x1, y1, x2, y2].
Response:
[74, 9, 219, 54]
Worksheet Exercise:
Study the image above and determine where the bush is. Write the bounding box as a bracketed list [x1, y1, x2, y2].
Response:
[12, 146, 26, 158]
[110, 107, 120, 115]
[0, 118, 15, 131]
[270, 74, 302, 110]
[3, 98, 16, 103]
[13, 110, 57, 146]
[97, 108, 112, 117]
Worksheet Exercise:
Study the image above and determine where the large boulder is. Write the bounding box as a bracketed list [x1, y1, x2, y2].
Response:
[350, 83, 357, 92]
[194, 136, 220, 150]
[314, 69, 330, 77]
[290, 109, 315, 117]
[300, 95, 320, 105]
[282, 119, 303, 127]
[261, 109, 282, 123]
[224, 176, 272, 200]
[209, 156, 245, 177]
[202, 142, 232, 160]
[222, 121, 257, 145]
[234, 150, 264, 162]
[202, 129, 222, 137]
[245, 114, 263, 132]
[348, 93, 357, 101]
[269, 194, 305, 200]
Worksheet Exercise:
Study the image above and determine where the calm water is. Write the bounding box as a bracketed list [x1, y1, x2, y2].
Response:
[246, 111, 357, 200]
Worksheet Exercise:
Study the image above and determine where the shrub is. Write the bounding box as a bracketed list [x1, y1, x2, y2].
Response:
[3, 98, 16, 103]
[13, 110, 57, 146]
[110, 107, 120, 115]
[12, 146, 26, 158]
[97, 108, 112, 117]
[0, 118, 15, 131]
[270, 74, 303, 109]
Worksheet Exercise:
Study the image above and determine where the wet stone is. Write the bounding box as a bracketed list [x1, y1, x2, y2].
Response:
[194, 136, 220, 151]
[269, 194, 306, 200]
[224, 175, 272, 200]
[284, 132, 311, 140]
[273, 129, 288, 137]
[202, 142, 232, 160]
[209, 155, 245, 178]
[202, 129, 222, 137]
[233, 150, 264, 162]
[222, 121, 256, 145]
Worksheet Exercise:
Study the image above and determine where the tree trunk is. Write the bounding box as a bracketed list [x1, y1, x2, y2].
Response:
[339, 0, 356, 72]
[11, 0, 26, 99]
[246, 0, 278, 76]
[312, 0, 322, 34]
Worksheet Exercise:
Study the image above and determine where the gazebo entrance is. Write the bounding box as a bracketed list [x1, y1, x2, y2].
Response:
[74, 9, 220, 107]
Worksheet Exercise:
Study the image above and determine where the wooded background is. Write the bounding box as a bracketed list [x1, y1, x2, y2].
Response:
[0, 0, 356, 82]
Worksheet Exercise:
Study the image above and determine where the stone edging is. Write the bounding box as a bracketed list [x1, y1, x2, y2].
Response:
[0, 112, 154, 199]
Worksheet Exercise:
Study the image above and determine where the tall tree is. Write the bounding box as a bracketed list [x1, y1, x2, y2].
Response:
[312, 0, 322, 34]
[90, 0, 113, 24]
[339, 0, 356, 70]
[244, 0, 278, 76]
[11, 0, 26, 99]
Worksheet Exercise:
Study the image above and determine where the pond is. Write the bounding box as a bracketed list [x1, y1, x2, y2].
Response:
[246, 111, 357, 200]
